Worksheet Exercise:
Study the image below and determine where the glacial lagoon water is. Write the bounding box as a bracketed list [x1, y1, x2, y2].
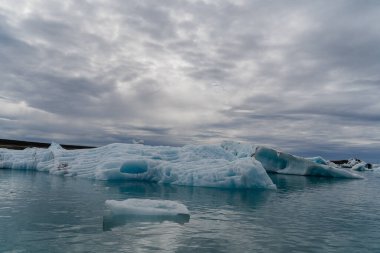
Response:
[1, 169, 380, 253]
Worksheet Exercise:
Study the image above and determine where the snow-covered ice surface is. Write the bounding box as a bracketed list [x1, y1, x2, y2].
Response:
[0, 142, 276, 190]
[255, 146, 362, 179]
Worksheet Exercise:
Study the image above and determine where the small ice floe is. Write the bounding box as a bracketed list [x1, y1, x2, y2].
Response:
[103, 199, 190, 231]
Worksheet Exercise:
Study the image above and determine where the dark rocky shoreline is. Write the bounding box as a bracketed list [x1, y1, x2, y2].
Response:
[0, 139, 95, 150]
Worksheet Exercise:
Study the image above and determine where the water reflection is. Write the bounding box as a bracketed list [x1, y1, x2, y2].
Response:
[102, 180, 272, 210]
[2, 170, 380, 252]
[269, 173, 354, 192]
[102, 213, 190, 231]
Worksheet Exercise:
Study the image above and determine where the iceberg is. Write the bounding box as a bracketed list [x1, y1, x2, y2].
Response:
[0, 142, 276, 190]
[254, 146, 362, 179]
[0, 141, 365, 189]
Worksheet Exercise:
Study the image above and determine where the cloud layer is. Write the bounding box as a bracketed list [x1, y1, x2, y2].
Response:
[1, 0, 380, 161]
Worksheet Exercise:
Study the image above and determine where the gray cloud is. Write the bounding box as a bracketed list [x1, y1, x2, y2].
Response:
[1, 0, 380, 161]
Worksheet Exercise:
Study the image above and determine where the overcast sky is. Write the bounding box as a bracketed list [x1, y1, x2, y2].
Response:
[1, 0, 380, 161]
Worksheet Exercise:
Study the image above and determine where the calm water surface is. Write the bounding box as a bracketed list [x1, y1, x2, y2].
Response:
[1, 169, 380, 253]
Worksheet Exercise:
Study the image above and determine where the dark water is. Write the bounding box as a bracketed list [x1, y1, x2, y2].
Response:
[1, 169, 380, 253]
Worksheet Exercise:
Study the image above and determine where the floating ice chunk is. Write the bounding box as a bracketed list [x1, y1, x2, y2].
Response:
[105, 199, 189, 216]
[351, 162, 368, 171]
[255, 146, 362, 179]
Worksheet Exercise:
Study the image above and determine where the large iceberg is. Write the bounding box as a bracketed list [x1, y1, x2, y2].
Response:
[0, 142, 276, 190]
[254, 146, 362, 179]
[0, 141, 364, 190]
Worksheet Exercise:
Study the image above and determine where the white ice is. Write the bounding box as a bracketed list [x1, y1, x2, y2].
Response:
[0, 142, 276, 190]
[105, 199, 189, 216]
[254, 146, 362, 179]
[0, 141, 364, 190]
[351, 162, 368, 171]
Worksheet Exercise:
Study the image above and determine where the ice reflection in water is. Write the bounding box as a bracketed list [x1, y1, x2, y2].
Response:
[102, 213, 190, 231]
[1, 169, 380, 252]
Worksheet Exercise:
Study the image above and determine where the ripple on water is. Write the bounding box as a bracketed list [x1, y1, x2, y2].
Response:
[1, 170, 380, 252]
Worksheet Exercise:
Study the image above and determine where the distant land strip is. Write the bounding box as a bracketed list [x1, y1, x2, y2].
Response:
[0, 139, 96, 150]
